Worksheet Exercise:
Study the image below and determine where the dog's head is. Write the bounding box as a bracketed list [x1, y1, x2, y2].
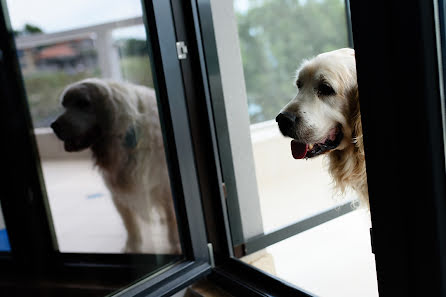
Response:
[276, 48, 358, 159]
[51, 79, 115, 152]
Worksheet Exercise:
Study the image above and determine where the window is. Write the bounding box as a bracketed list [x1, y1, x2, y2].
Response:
[1, 0, 446, 296]
[7, 0, 180, 257]
[9, 0, 183, 263]
[200, 0, 377, 296]
[0, 1, 210, 295]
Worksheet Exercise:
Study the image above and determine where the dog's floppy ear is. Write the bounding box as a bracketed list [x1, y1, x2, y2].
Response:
[350, 86, 364, 155]
[61, 83, 91, 107]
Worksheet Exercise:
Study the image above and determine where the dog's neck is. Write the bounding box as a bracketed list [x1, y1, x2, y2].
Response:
[328, 132, 368, 207]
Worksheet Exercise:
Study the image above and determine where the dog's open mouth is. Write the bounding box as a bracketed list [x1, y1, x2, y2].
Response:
[291, 125, 343, 159]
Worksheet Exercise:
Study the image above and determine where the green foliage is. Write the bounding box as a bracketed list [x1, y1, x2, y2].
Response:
[236, 0, 350, 123]
[120, 56, 154, 88]
[14, 23, 44, 36]
[24, 23, 43, 34]
[117, 38, 148, 57]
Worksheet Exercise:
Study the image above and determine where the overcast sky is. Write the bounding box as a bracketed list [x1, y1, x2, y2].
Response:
[5, 0, 251, 40]
[6, 0, 143, 33]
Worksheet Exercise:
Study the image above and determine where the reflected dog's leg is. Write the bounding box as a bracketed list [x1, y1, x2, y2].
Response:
[164, 202, 181, 254]
[114, 197, 142, 253]
[150, 185, 181, 254]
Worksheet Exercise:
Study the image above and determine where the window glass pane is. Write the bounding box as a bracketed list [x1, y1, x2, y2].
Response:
[258, 209, 378, 297]
[0, 203, 11, 252]
[236, 0, 350, 124]
[6, 0, 182, 276]
[235, 0, 355, 232]
[209, 0, 377, 296]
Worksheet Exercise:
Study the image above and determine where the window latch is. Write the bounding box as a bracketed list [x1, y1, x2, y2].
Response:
[176, 41, 188, 60]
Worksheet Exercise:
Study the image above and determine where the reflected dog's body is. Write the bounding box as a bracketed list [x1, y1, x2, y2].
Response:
[276, 48, 368, 206]
[51, 78, 180, 253]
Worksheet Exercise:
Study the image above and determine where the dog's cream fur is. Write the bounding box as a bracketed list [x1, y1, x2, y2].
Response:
[279, 48, 368, 206]
[51, 78, 180, 253]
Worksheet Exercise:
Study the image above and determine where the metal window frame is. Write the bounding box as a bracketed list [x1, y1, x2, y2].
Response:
[242, 201, 355, 255]
[345, 0, 354, 47]
[349, 0, 446, 295]
[210, 258, 313, 297]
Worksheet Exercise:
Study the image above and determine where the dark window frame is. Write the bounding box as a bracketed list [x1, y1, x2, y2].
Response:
[349, 0, 446, 296]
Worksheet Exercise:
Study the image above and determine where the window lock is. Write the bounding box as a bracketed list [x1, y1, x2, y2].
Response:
[176, 41, 188, 60]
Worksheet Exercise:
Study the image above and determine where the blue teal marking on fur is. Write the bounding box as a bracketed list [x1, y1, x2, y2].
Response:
[124, 125, 139, 149]
[87, 193, 104, 199]
[0, 229, 11, 251]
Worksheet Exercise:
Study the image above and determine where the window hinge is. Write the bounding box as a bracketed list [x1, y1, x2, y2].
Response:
[176, 41, 188, 60]
[222, 182, 227, 199]
[207, 243, 215, 268]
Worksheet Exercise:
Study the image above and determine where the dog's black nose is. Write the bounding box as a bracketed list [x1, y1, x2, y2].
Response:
[51, 121, 61, 136]
[276, 112, 298, 137]
[276, 112, 296, 123]
[51, 121, 57, 130]
[276, 111, 297, 133]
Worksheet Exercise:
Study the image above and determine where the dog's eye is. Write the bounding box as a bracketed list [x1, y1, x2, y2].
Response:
[296, 80, 302, 89]
[317, 83, 335, 96]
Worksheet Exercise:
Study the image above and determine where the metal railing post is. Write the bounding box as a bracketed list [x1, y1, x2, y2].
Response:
[95, 30, 122, 80]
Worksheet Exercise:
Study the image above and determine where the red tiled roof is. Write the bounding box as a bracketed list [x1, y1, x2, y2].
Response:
[38, 44, 77, 59]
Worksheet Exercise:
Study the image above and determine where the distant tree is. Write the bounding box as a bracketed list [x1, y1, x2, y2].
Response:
[14, 23, 43, 36]
[118, 38, 148, 57]
[236, 0, 349, 123]
[24, 23, 43, 34]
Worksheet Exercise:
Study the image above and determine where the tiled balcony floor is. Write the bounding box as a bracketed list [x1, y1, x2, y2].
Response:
[38, 127, 378, 296]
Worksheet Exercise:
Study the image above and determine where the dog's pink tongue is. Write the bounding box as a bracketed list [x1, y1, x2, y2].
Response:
[291, 140, 308, 159]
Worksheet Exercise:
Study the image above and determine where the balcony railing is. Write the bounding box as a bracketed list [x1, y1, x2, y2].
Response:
[16, 16, 144, 80]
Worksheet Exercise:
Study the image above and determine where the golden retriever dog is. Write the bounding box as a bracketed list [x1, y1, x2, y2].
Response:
[51, 78, 180, 253]
[276, 48, 368, 207]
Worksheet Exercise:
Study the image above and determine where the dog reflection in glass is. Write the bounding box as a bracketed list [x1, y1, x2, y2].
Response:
[51, 78, 180, 254]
